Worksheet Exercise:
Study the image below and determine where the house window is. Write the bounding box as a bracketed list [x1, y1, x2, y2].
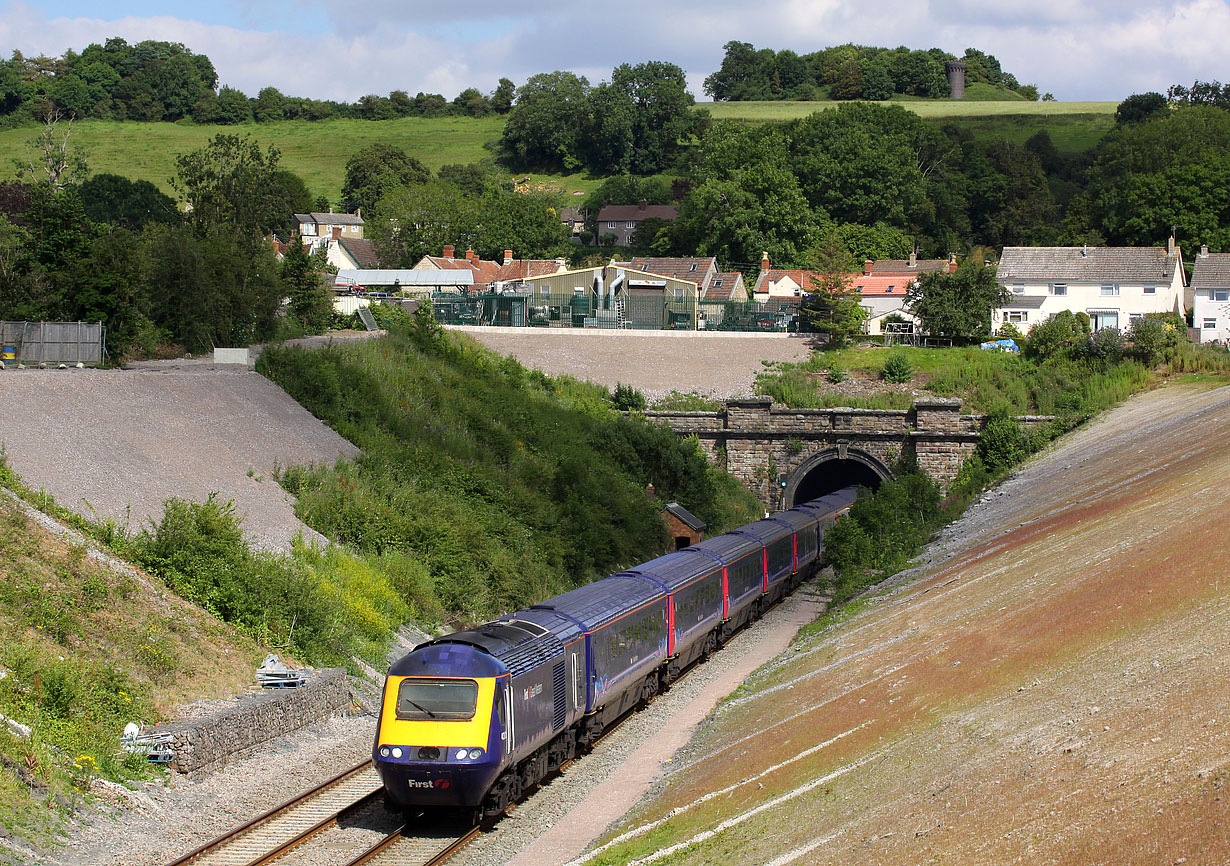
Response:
[1204, 318, 1218, 329]
[302, 223, 317, 236]
[607, 222, 617, 229]
[1215, 289, 1230, 302]
[1006, 311, 1028, 323]
[713, 279, 723, 288]
[626, 221, 635, 229]
[1050, 283, 1067, 296]
[1100, 283, 1120, 296]
[1012, 282, 1025, 294]
[1128, 313, 1143, 322]
[1089, 310, 1119, 331]
[885, 284, 895, 293]
[540, 286, 549, 295]
[1143, 285, 1156, 295]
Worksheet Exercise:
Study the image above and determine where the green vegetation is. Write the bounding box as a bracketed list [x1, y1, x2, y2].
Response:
[702, 99, 1117, 120]
[649, 391, 723, 412]
[257, 319, 762, 621]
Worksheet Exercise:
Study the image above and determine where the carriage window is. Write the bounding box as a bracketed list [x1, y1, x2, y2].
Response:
[396, 678, 478, 721]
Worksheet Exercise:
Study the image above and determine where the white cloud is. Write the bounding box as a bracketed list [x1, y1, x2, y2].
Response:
[3, 0, 1230, 103]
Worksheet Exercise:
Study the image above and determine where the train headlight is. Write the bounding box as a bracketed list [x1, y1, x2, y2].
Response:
[391, 747, 403, 759]
[468, 748, 484, 760]
[379, 746, 390, 758]
[455, 749, 468, 760]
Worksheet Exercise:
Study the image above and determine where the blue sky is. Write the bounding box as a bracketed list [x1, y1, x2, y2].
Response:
[3, 0, 1228, 102]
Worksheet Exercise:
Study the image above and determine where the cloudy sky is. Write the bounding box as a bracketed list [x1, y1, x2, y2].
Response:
[1, 0, 1227, 102]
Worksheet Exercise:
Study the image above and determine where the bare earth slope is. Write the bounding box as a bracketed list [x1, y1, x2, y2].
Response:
[573, 382, 1230, 865]
[0, 367, 358, 551]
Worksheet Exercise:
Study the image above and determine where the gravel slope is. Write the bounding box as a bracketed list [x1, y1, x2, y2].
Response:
[0, 366, 358, 551]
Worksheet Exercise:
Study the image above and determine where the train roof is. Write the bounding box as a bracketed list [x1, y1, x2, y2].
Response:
[689, 531, 763, 561]
[495, 607, 586, 646]
[771, 509, 819, 531]
[411, 620, 566, 678]
[796, 488, 860, 516]
[734, 517, 795, 544]
[531, 573, 664, 631]
[388, 641, 507, 678]
[621, 548, 721, 592]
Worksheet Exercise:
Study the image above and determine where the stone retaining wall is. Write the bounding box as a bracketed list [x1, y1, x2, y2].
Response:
[152, 668, 352, 774]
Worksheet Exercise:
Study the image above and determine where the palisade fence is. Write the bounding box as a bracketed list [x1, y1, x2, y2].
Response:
[1, 321, 105, 365]
[426, 291, 805, 333]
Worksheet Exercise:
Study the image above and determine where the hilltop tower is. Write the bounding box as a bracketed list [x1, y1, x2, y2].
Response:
[945, 60, 966, 99]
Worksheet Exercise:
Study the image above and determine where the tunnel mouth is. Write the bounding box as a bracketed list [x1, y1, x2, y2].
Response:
[785, 452, 889, 508]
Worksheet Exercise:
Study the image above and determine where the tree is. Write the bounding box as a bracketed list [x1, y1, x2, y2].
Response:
[499, 71, 591, 171]
[452, 87, 491, 116]
[490, 77, 515, 114]
[78, 173, 179, 229]
[281, 237, 333, 331]
[704, 41, 772, 101]
[906, 258, 1007, 339]
[1116, 92, 1167, 125]
[800, 232, 866, 345]
[15, 112, 89, 191]
[252, 86, 286, 122]
[340, 143, 430, 213]
[267, 169, 313, 237]
[608, 61, 697, 174]
[66, 225, 152, 357]
[215, 85, 251, 124]
[172, 134, 285, 237]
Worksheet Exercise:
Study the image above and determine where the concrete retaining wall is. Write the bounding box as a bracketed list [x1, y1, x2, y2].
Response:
[152, 668, 352, 774]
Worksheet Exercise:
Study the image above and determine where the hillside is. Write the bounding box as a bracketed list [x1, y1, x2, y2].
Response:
[0, 492, 262, 848]
[558, 380, 1230, 864]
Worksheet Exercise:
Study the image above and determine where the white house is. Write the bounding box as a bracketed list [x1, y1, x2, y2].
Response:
[995, 241, 1186, 335]
[294, 211, 364, 252]
[1190, 247, 1230, 343]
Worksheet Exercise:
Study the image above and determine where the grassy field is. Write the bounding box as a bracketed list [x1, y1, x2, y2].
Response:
[0, 115, 601, 202]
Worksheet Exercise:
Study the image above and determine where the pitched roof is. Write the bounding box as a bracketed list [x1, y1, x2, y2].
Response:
[868, 259, 952, 275]
[998, 246, 1180, 283]
[495, 259, 565, 282]
[705, 271, 745, 302]
[852, 274, 917, 297]
[627, 257, 717, 286]
[998, 295, 1048, 310]
[339, 238, 379, 268]
[423, 255, 504, 287]
[596, 204, 679, 222]
[559, 206, 584, 222]
[1191, 253, 1230, 289]
[662, 502, 705, 532]
[335, 269, 473, 287]
[295, 211, 364, 226]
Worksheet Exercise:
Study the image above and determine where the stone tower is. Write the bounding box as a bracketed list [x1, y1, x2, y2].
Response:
[945, 60, 966, 99]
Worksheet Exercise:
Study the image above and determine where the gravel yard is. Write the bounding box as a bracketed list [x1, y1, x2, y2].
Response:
[456, 327, 816, 402]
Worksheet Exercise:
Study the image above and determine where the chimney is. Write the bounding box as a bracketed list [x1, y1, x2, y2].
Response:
[638, 198, 648, 211]
[909, 250, 917, 268]
[356, 207, 361, 219]
[1082, 243, 1088, 258]
[554, 256, 567, 268]
[864, 259, 873, 276]
[465, 247, 476, 263]
[948, 253, 957, 273]
[1168, 235, 1177, 256]
[761, 251, 771, 271]
[503, 249, 514, 266]
[443, 244, 455, 259]
[332, 226, 341, 241]
[1202, 244, 1210, 257]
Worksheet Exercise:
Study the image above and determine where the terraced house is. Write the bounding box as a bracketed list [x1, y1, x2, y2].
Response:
[995, 241, 1186, 334]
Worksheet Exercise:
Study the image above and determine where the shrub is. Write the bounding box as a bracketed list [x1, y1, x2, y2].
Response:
[1025, 310, 1088, 359]
[1079, 328, 1126, 364]
[827, 363, 847, 383]
[881, 352, 913, 383]
[612, 383, 647, 412]
[978, 405, 1026, 471]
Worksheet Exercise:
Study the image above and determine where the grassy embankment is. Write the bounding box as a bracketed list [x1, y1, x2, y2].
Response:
[756, 340, 1230, 607]
[258, 313, 762, 624]
[0, 484, 260, 841]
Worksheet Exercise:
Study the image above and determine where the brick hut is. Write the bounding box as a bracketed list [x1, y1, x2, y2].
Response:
[661, 502, 706, 551]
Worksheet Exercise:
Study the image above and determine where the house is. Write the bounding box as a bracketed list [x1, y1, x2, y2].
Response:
[705, 271, 748, 302]
[520, 262, 699, 329]
[595, 200, 679, 246]
[624, 257, 719, 295]
[995, 241, 1186, 335]
[661, 502, 705, 551]
[294, 211, 364, 252]
[750, 252, 818, 303]
[854, 255, 958, 335]
[413, 244, 565, 292]
[334, 269, 473, 297]
[328, 237, 379, 271]
[560, 206, 585, 239]
[1190, 246, 1230, 343]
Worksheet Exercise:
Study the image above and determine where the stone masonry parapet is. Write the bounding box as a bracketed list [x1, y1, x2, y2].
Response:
[151, 668, 351, 774]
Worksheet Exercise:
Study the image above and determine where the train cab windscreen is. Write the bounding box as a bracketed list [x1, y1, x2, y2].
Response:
[396, 678, 479, 720]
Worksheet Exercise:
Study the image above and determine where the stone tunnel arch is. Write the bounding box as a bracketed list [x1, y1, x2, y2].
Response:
[783, 446, 894, 508]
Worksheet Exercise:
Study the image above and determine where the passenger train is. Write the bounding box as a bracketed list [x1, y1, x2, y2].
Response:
[373, 488, 858, 820]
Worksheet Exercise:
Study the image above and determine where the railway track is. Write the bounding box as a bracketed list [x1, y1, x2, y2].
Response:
[165, 760, 383, 866]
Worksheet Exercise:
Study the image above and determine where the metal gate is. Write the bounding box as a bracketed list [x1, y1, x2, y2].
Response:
[0, 322, 105, 365]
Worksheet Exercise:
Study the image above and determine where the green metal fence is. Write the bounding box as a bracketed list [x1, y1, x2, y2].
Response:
[698, 301, 802, 333]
